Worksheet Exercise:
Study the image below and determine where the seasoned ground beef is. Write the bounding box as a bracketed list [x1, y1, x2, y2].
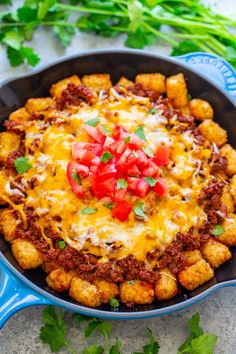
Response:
[6, 150, 22, 169]
[211, 154, 228, 173]
[127, 83, 160, 102]
[57, 83, 94, 109]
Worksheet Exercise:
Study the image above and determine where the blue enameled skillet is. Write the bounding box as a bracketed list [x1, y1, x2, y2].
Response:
[0, 49, 236, 328]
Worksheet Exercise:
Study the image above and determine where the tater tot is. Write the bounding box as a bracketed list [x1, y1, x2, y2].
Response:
[221, 144, 236, 176]
[82, 74, 112, 92]
[46, 268, 73, 292]
[166, 73, 188, 107]
[135, 73, 166, 94]
[0, 209, 18, 242]
[42, 260, 60, 274]
[0, 132, 21, 162]
[178, 259, 214, 291]
[217, 214, 236, 246]
[50, 75, 81, 99]
[201, 237, 232, 268]
[189, 99, 214, 121]
[230, 175, 236, 205]
[25, 98, 56, 115]
[93, 280, 119, 303]
[9, 108, 30, 124]
[120, 280, 154, 305]
[222, 184, 235, 213]
[11, 239, 43, 269]
[155, 268, 177, 301]
[0, 170, 9, 205]
[117, 76, 134, 87]
[69, 277, 101, 307]
[198, 120, 227, 147]
[184, 250, 202, 267]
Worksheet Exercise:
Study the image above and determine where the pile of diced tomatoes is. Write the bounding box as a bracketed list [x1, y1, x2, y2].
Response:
[67, 124, 169, 221]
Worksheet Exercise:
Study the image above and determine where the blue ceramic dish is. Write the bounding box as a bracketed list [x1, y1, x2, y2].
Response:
[0, 50, 236, 329]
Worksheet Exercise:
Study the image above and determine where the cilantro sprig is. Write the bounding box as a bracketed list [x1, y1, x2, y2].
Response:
[40, 308, 218, 354]
[14, 156, 32, 174]
[1, 0, 236, 68]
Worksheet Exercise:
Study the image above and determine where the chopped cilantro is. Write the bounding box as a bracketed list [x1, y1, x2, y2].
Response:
[134, 202, 145, 218]
[86, 118, 100, 127]
[58, 240, 66, 249]
[81, 207, 98, 214]
[124, 136, 131, 144]
[100, 125, 111, 136]
[14, 156, 32, 174]
[143, 177, 158, 187]
[101, 151, 114, 163]
[116, 178, 128, 190]
[149, 108, 157, 114]
[142, 146, 154, 158]
[109, 298, 119, 311]
[103, 203, 114, 210]
[212, 225, 225, 236]
[127, 280, 135, 285]
[72, 168, 81, 184]
[134, 125, 146, 141]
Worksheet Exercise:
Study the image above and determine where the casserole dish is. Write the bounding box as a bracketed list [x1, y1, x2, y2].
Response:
[0, 49, 236, 328]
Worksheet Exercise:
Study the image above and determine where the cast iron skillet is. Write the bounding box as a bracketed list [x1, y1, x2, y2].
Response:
[0, 49, 236, 326]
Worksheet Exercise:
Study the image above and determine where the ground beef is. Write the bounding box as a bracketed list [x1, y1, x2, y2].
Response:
[126, 83, 160, 102]
[176, 229, 201, 251]
[178, 115, 195, 128]
[6, 150, 22, 169]
[198, 177, 225, 210]
[159, 241, 187, 275]
[44, 226, 61, 240]
[3, 120, 20, 132]
[137, 269, 160, 283]
[207, 204, 227, 225]
[192, 127, 206, 145]
[57, 83, 94, 109]
[211, 154, 228, 173]
[117, 255, 142, 280]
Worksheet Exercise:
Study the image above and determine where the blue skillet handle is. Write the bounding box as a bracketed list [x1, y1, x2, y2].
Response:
[0, 259, 55, 329]
[176, 52, 236, 100]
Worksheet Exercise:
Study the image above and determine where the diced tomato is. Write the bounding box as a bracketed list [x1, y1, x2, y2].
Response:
[112, 201, 132, 222]
[68, 161, 89, 177]
[90, 165, 99, 174]
[127, 164, 140, 177]
[155, 145, 169, 166]
[84, 125, 105, 143]
[154, 178, 168, 197]
[79, 150, 95, 165]
[91, 156, 100, 166]
[133, 178, 150, 197]
[127, 177, 139, 191]
[67, 162, 85, 198]
[135, 150, 149, 169]
[142, 161, 160, 177]
[116, 148, 136, 170]
[104, 136, 115, 148]
[129, 134, 144, 149]
[112, 125, 128, 140]
[112, 188, 127, 202]
[72, 142, 102, 161]
[98, 163, 117, 181]
[109, 139, 126, 155]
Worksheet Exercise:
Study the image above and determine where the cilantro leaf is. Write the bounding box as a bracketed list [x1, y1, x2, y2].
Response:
[58, 240, 66, 249]
[134, 125, 146, 141]
[72, 168, 81, 184]
[85, 318, 101, 338]
[82, 345, 104, 354]
[142, 146, 154, 158]
[100, 125, 111, 136]
[125, 28, 156, 49]
[7, 46, 40, 67]
[3, 30, 23, 50]
[110, 338, 122, 354]
[7, 46, 24, 67]
[171, 40, 202, 56]
[17, 7, 38, 22]
[86, 118, 101, 127]
[127, 280, 135, 285]
[212, 225, 225, 236]
[180, 334, 218, 354]
[134, 201, 145, 218]
[73, 313, 91, 324]
[116, 178, 128, 190]
[39, 306, 75, 353]
[98, 322, 113, 340]
[14, 156, 32, 174]
[149, 108, 157, 114]
[134, 328, 160, 354]
[109, 298, 119, 311]
[143, 177, 158, 187]
[37, 0, 56, 20]
[81, 207, 98, 214]
[101, 151, 114, 163]
[187, 313, 203, 338]
[127, 0, 143, 32]
[54, 25, 75, 47]
[20, 46, 40, 66]
[103, 203, 114, 210]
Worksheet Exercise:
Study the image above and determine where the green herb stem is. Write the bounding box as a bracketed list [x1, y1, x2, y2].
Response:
[56, 3, 126, 18]
[65, 342, 77, 354]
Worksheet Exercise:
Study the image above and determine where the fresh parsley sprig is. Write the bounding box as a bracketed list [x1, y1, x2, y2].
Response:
[1, 0, 236, 67]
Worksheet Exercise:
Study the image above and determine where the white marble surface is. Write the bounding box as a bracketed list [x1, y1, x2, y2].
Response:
[1, 0, 236, 353]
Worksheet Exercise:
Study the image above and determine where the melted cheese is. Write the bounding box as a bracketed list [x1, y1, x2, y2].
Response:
[9, 97, 211, 262]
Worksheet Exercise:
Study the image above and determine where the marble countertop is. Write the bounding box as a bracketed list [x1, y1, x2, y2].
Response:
[1, 0, 236, 353]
